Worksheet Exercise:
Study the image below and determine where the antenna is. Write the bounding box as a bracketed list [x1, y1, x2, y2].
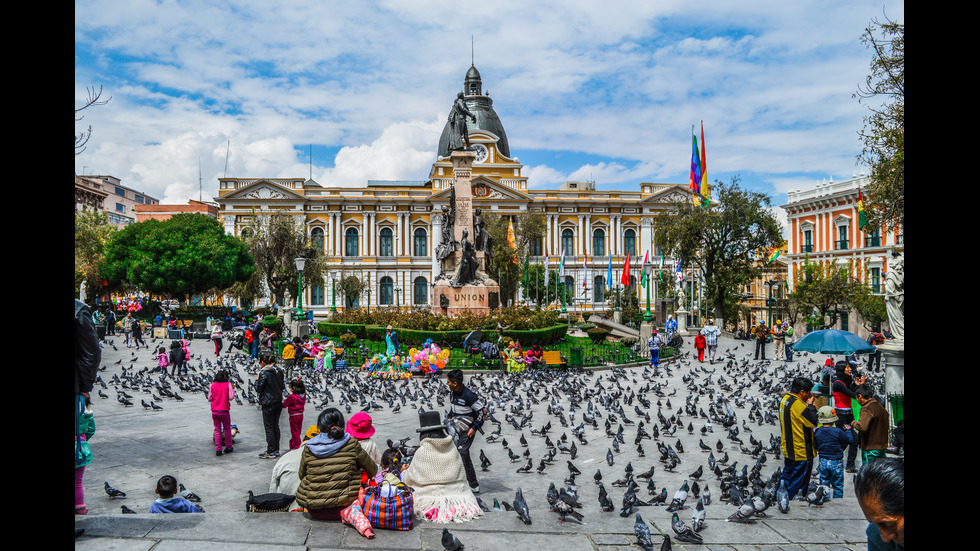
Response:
[198, 157, 202, 202]
[309, 144, 312, 180]
[223, 140, 230, 178]
[471, 35, 474, 66]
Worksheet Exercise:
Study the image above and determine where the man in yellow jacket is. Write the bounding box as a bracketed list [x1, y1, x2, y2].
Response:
[779, 376, 819, 498]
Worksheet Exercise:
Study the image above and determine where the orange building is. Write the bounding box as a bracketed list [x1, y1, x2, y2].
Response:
[780, 174, 901, 336]
[135, 200, 218, 222]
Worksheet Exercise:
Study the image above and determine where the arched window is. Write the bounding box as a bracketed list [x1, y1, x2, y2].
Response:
[628, 275, 637, 292]
[240, 227, 252, 240]
[414, 276, 428, 305]
[624, 229, 636, 257]
[594, 275, 605, 303]
[379, 227, 393, 257]
[530, 236, 543, 257]
[593, 228, 605, 257]
[345, 227, 359, 257]
[562, 229, 574, 256]
[413, 228, 427, 257]
[564, 275, 575, 298]
[311, 227, 324, 254]
[379, 276, 394, 305]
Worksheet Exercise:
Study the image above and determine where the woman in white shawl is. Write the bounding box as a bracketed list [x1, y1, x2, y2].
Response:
[402, 411, 483, 523]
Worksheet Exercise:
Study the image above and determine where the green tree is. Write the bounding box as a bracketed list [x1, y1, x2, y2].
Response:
[855, 14, 904, 230]
[792, 260, 857, 329]
[851, 282, 888, 331]
[484, 211, 546, 307]
[339, 273, 366, 310]
[654, 177, 783, 330]
[75, 209, 115, 298]
[240, 212, 326, 307]
[102, 213, 255, 299]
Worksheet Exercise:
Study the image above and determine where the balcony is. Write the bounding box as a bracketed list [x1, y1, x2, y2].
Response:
[834, 240, 849, 250]
[864, 236, 881, 247]
[800, 244, 813, 253]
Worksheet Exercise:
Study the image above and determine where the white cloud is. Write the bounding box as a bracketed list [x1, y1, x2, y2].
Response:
[319, 120, 443, 187]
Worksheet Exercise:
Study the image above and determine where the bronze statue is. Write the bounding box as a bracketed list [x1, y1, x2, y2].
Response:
[447, 92, 477, 151]
[452, 228, 478, 287]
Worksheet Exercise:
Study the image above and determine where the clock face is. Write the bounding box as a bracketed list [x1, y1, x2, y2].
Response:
[472, 144, 488, 163]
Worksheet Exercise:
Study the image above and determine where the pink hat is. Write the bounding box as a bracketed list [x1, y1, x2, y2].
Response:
[346, 412, 376, 439]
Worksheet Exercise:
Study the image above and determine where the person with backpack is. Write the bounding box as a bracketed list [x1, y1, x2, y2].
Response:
[867, 332, 884, 371]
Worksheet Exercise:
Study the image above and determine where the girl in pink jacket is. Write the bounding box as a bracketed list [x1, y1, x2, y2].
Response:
[208, 370, 235, 456]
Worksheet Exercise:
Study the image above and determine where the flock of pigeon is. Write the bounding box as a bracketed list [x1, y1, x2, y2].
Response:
[93, 334, 880, 549]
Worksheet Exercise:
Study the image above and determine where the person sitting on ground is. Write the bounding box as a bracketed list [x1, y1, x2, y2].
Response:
[150, 475, 203, 513]
[855, 457, 904, 550]
[347, 411, 382, 467]
[401, 410, 483, 523]
[271, 425, 319, 512]
[374, 447, 409, 490]
[295, 408, 377, 520]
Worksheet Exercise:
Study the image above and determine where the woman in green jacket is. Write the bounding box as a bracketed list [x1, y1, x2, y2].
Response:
[296, 408, 377, 520]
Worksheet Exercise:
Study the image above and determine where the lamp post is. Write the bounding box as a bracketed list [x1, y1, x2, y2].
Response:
[395, 288, 401, 311]
[643, 259, 653, 322]
[764, 278, 779, 328]
[330, 270, 338, 313]
[294, 257, 306, 318]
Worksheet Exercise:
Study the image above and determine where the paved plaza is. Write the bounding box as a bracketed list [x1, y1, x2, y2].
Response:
[75, 329, 877, 550]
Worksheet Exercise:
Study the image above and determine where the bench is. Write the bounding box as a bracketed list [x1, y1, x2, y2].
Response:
[541, 350, 567, 368]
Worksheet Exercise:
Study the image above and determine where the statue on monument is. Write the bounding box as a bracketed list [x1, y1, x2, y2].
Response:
[447, 92, 477, 152]
[452, 228, 479, 287]
[885, 251, 904, 340]
[436, 187, 457, 262]
[473, 208, 492, 256]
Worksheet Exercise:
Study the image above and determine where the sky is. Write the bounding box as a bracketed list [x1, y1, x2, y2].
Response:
[75, 0, 904, 234]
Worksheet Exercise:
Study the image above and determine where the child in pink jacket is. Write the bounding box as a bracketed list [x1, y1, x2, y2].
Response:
[208, 370, 235, 456]
[282, 379, 307, 450]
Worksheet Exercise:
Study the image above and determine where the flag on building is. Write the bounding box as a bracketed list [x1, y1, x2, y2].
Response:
[621, 251, 631, 286]
[657, 252, 665, 283]
[641, 250, 650, 287]
[699, 122, 709, 206]
[689, 129, 702, 205]
[766, 246, 780, 264]
[507, 218, 518, 264]
[558, 247, 565, 277]
[582, 250, 588, 288]
[544, 246, 550, 288]
[857, 189, 870, 233]
[607, 254, 613, 290]
[675, 259, 683, 283]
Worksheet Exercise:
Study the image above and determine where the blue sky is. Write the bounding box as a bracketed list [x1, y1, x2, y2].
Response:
[75, 0, 903, 231]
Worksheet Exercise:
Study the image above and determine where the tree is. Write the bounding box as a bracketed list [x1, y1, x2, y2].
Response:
[75, 209, 116, 298]
[484, 211, 546, 307]
[102, 214, 255, 299]
[76, 85, 111, 155]
[850, 282, 888, 332]
[338, 273, 366, 310]
[792, 260, 857, 329]
[654, 177, 783, 329]
[241, 212, 326, 307]
[855, 14, 904, 230]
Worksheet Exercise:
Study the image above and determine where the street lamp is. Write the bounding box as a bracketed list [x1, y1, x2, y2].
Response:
[294, 257, 307, 318]
[643, 259, 653, 322]
[395, 288, 401, 311]
[764, 278, 780, 328]
[330, 270, 338, 313]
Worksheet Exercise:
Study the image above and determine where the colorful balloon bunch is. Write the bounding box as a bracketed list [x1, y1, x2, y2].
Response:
[408, 339, 451, 374]
[114, 295, 143, 312]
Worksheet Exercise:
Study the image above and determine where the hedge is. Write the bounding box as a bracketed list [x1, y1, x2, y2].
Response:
[317, 323, 570, 348]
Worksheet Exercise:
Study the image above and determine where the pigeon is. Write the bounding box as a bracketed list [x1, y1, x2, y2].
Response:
[179, 483, 201, 503]
[691, 497, 706, 531]
[666, 481, 689, 512]
[513, 488, 532, 525]
[594, 469, 602, 485]
[553, 499, 584, 523]
[671, 512, 704, 543]
[806, 485, 830, 507]
[516, 458, 533, 473]
[634, 513, 655, 551]
[476, 496, 491, 512]
[598, 483, 615, 512]
[567, 461, 581, 476]
[121, 505, 137, 514]
[607, 448, 615, 466]
[441, 527, 464, 550]
[689, 465, 703, 481]
[727, 502, 757, 523]
[105, 481, 126, 499]
[776, 478, 790, 513]
[480, 449, 492, 471]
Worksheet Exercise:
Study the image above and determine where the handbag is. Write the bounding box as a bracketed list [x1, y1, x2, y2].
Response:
[245, 491, 294, 512]
[362, 481, 414, 530]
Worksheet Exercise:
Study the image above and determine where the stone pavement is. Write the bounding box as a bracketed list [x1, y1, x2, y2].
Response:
[75, 329, 874, 550]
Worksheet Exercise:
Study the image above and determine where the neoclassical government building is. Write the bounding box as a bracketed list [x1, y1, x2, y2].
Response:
[216, 65, 700, 317]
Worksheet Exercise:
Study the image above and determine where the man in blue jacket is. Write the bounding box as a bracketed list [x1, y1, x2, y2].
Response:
[446, 369, 487, 493]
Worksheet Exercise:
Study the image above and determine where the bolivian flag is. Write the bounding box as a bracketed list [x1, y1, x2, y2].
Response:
[766, 246, 780, 264]
[857, 189, 870, 233]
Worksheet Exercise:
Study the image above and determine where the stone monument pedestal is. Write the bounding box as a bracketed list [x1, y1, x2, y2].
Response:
[676, 308, 689, 334]
[432, 283, 500, 318]
[879, 340, 905, 424]
[639, 321, 654, 358]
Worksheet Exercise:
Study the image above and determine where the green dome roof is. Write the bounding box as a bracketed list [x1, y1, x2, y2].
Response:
[437, 66, 510, 159]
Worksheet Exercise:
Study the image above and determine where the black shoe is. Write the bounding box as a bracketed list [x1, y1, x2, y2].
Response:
[224, 447, 234, 454]
[216, 450, 223, 456]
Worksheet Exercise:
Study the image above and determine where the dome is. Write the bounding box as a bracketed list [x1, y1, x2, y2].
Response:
[437, 66, 511, 159]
